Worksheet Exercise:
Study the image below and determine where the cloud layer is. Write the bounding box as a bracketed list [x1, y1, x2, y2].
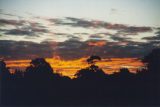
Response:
[0, 11, 159, 60]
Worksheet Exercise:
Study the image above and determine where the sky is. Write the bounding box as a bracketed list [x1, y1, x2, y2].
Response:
[0, 0, 160, 26]
[0, 0, 160, 60]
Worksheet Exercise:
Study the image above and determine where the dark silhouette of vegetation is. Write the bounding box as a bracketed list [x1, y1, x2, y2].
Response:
[75, 65, 106, 80]
[25, 58, 53, 80]
[0, 49, 160, 106]
[75, 55, 106, 80]
[87, 55, 101, 64]
[0, 60, 10, 80]
[143, 48, 160, 75]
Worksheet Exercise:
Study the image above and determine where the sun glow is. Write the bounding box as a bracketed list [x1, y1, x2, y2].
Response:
[5, 57, 144, 78]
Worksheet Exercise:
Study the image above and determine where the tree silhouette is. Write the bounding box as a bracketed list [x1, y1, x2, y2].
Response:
[142, 48, 160, 75]
[87, 55, 101, 64]
[1, 49, 160, 106]
[75, 55, 106, 80]
[25, 58, 53, 80]
[0, 60, 10, 80]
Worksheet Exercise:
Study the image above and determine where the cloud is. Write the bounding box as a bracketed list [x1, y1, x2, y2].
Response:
[0, 38, 159, 60]
[48, 18, 63, 25]
[0, 11, 158, 60]
[0, 15, 154, 44]
[0, 10, 18, 17]
[53, 33, 73, 37]
[0, 19, 25, 26]
[143, 29, 160, 41]
[87, 40, 107, 47]
[68, 36, 82, 41]
[74, 33, 89, 35]
[0, 40, 54, 60]
[55, 39, 157, 59]
[52, 33, 82, 41]
[89, 35, 103, 39]
[110, 36, 130, 42]
[4, 27, 49, 36]
[52, 17, 95, 28]
[118, 26, 152, 35]
[0, 18, 49, 36]
[48, 17, 152, 34]
[5, 29, 35, 36]
[143, 36, 160, 41]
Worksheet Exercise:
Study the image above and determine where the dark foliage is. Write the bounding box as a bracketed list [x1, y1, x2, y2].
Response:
[0, 49, 160, 106]
[87, 55, 101, 64]
[143, 48, 160, 75]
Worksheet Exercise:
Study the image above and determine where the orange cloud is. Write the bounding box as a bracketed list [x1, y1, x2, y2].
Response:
[87, 40, 107, 47]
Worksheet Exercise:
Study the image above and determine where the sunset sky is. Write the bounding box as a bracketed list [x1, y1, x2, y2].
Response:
[0, 0, 160, 76]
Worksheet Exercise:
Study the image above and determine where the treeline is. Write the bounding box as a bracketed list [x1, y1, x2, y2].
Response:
[0, 48, 160, 106]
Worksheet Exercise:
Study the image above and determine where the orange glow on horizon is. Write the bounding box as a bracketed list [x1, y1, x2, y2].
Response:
[87, 40, 107, 47]
[5, 57, 144, 78]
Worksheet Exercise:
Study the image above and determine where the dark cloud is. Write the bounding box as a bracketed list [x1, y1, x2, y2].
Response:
[48, 18, 64, 26]
[5, 29, 35, 36]
[0, 40, 54, 60]
[53, 33, 81, 40]
[0, 38, 159, 60]
[143, 29, 160, 41]
[48, 17, 152, 35]
[56, 40, 88, 59]
[74, 33, 89, 35]
[143, 36, 160, 41]
[0, 19, 49, 36]
[0, 28, 8, 32]
[110, 36, 130, 42]
[0, 19, 25, 26]
[5, 27, 49, 36]
[0, 18, 46, 29]
[49, 17, 104, 28]
[58, 39, 82, 49]
[55, 39, 158, 59]
[64, 17, 127, 30]
[31, 27, 49, 33]
[54, 33, 66, 35]
[65, 17, 96, 28]
[68, 36, 82, 41]
[95, 32, 112, 35]
[90, 35, 103, 39]
[54, 33, 70, 36]
[0, 13, 157, 60]
[52, 17, 95, 28]
[105, 23, 127, 30]
[89, 33, 131, 42]
[118, 26, 152, 35]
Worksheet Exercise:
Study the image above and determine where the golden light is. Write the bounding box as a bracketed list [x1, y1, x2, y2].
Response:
[5, 57, 144, 78]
